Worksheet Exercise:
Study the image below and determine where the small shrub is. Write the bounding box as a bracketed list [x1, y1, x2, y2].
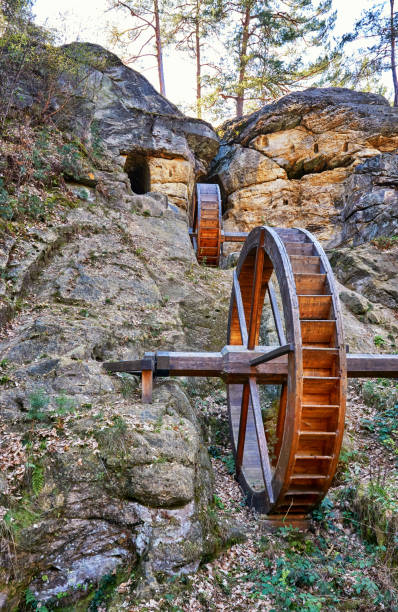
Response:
[59, 143, 82, 179]
[374, 335, 386, 348]
[213, 494, 225, 509]
[371, 235, 398, 250]
[221, 453, 235, 474]
[31, 465, 45, 496]
[117, 372, 138, 398]
[54, 394, 75, 416]
[27, 389, 50, 421]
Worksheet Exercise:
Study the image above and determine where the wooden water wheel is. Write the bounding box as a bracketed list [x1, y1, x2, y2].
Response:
[190, 183, 222, 266]
[105, 225, 398, 524]
[189, 183, 246, 266]
[227, 226, 346, 517]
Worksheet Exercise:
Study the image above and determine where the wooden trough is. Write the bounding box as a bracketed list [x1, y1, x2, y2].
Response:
[105, 225, 398, 523]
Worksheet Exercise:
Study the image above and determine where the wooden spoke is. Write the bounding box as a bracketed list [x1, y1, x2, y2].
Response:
[249, 377, 274, 503]
[233, 270, 248, 347]
[268, 280, 287, 345]
[247, 228, 265, 350]
[236, 382, 250, 475]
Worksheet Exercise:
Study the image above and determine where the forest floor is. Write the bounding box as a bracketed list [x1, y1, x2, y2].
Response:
[117, 378, 398, 612]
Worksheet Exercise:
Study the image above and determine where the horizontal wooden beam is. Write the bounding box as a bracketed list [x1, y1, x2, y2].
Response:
[104, 350, 398, 382]
[221, 231, 248, 243]
[346, 353, 398, 378]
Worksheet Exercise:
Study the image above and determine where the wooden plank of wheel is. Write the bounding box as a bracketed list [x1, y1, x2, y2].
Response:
[105, 226, 398, 525]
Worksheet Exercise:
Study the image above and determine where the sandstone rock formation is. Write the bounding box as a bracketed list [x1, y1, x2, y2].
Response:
[211, 88, 398, 241]
[60, 43, 219, 211]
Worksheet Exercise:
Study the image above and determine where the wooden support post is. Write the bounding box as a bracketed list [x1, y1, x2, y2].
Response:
[141, 352, 155, 404]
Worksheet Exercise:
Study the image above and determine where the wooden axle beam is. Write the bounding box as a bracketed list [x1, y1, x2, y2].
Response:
[221, 231, 248, 243]
[189, 230, 247, 244]
[104, 348, 398, 399]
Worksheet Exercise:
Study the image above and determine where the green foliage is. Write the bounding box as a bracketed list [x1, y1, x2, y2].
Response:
[311, 496, 336, 528]
[0, 126, 78, 222]
[26, 389, 75, 423]
[334, 1, 398, 105]
[4, 501, 41, 532]
[118, 372, 138, 398]
[89, 573, 117, 612]
[25, 587, 49, 611]
[0, 178, 15, 220]
[31, 464, 44, 496]
[112, 415, 128, 434]
[27, 388, 50, 421]
[201, 0, 337, 118]
[360, 379, 398, 457]
[54, 393, 75, 416]
[213, 494, 225, 509]
[374, 334, 386, 347]
[59, 142, 83, 178]
[339, 476, 398, 564]
[243, 526, 395, 610]
[90, 120, 104, 160]
[362, 401, 398, 457]
[221, 453, 235, 475]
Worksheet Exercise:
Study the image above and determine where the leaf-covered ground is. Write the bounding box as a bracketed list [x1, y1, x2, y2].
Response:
[112, 379, 398, 612]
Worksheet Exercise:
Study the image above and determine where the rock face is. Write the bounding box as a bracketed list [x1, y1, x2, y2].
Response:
[332, 152, 398, 247]
[0, 159, 232, 609]
[60, 43, 219, 210]
[330, 244, 398, 310]
[211, 88, 398, 241]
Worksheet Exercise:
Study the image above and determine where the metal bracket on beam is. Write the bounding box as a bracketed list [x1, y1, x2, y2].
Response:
[249, 343, 294, 367]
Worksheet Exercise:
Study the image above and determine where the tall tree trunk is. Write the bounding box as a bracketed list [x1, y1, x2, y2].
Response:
[390, 0, 398, 106]
[154, 0, 166, 96]
[236, 5, 251, 118]
[195, 0, 201, 118]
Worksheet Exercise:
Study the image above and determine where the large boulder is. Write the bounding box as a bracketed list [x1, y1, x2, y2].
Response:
[211, 88, 398, 241]
[11, 41, 219, 211]
[0, 163, 233, 609]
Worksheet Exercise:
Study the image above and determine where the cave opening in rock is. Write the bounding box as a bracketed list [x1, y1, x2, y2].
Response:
[125, 154, 150, 194]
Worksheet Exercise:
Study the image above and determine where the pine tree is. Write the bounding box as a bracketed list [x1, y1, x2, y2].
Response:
[207, 0, 336, 118]
[339, 0, 398, 106]
[108, 0, 167, 96]
[164, 0, 222, 117]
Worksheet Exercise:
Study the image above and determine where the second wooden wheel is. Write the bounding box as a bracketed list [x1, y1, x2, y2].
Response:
[191, 183, 221, 266]
[227, 226, 347, 517]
